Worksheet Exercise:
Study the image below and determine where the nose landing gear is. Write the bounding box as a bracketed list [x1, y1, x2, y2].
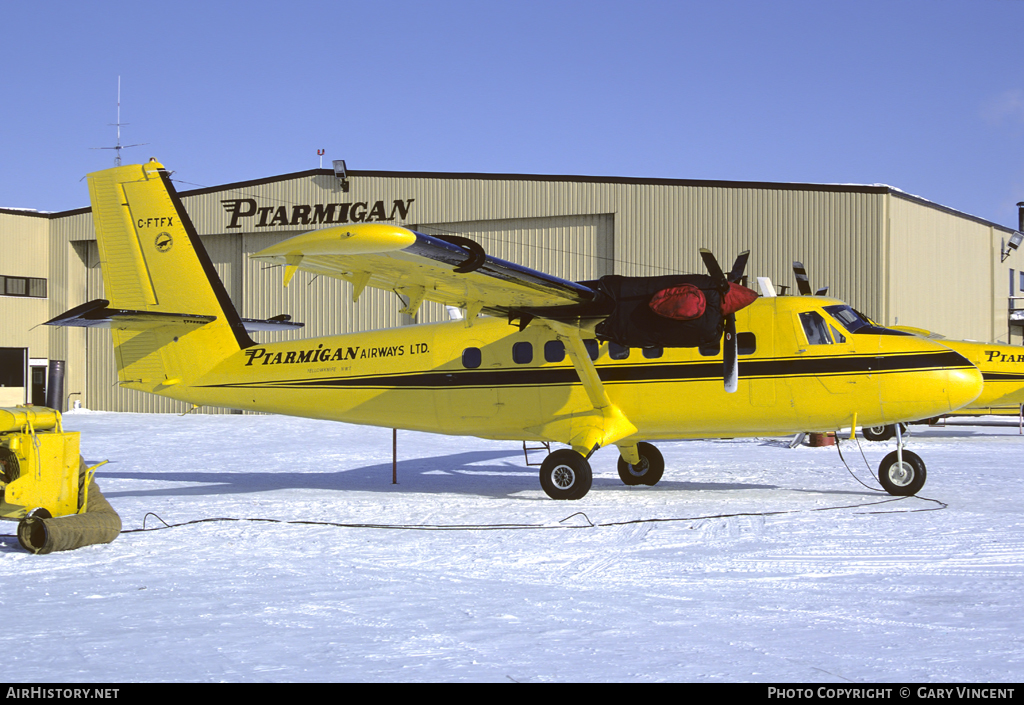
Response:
[877, 423, 927, 496]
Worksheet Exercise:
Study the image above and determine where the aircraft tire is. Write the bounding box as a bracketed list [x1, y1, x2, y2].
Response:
[862, 423, 908, 442]
[617, 442, 665, 486]
[539, 449, 592, 500]
[878, 450, 927, 496]
[863, 425, 895, 441]
[0, 447, 19, 484]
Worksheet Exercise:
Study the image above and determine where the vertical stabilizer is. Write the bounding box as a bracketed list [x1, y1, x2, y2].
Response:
[87, 159, 253, 392]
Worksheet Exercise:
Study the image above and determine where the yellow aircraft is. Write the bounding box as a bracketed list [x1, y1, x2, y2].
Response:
[857, 336, 1024, 439]
[47, 160, 985, 500]
[791, 262, 1024, 440]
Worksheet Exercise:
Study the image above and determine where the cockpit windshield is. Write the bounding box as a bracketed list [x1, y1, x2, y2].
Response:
[822, 305, 871, 334]
[822, 304, 910, 336]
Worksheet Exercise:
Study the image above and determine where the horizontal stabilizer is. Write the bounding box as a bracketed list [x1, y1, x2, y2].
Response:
[47, 300, 303, 333]
[45, 299, 216, 330]
[239, 314, 305, 332]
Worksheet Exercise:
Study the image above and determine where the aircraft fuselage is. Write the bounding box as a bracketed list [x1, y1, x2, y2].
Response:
[133, 295, 983, 445]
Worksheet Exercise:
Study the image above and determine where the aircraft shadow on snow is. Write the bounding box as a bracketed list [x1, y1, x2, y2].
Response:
[83, 447, 792, 501]
[0, 450, 883, 550]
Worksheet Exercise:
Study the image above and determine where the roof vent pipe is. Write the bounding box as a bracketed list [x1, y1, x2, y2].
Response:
[1006, 203, 1024, 261]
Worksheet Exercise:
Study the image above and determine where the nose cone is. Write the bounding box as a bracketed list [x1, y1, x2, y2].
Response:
[878, 345, 984, 424]
[945, 361, 984, 412]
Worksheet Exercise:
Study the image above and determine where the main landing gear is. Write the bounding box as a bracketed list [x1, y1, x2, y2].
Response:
[617, 442, 664, 486]
[861, 423, 908, 442]
[538, 442, 665, 500]
[539, 449, 593, 501]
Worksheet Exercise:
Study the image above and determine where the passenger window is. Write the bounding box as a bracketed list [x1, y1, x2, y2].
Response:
[584, 339, 599, 361]
[642, 347, 663, 359]
[799, 312, 833, 345]
[544, 340, 565, 363]
[512, 342, 533, 364]
[738, 332, 756, 355]
[609, 342, 630, 360]
[699, 341, 720, 357]
[462, 347, 482, 368]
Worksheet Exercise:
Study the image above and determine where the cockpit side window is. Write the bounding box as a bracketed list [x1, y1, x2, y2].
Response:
[799, 311, 833, 345]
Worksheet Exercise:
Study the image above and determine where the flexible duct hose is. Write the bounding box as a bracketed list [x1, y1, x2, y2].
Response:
[16, 458, 121, 554]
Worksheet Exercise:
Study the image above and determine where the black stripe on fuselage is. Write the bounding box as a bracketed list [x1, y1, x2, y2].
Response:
[201, 349, 972, 391]
[982, 372, 1024, 382]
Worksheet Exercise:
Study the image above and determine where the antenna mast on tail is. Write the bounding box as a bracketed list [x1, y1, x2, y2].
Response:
[92, 76, 147, 166]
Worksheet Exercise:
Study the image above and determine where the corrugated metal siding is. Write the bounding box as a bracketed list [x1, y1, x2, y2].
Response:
[0, 212, 49, 278]
[0, 297, 49, 352]
[613, 185, 885, 319]
[887, 194, 999, 341]
[45, 215, 93, 408]
[0, 212, 51, 357]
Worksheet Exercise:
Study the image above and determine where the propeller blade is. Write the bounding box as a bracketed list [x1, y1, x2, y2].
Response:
[793, 261, 813, 296]
[728, 250, 750, 283]
[723, 314, 738, 393]
[815, 286, 829, 296]
[701, 248, 742, 393]
[699, 248, 726, 284]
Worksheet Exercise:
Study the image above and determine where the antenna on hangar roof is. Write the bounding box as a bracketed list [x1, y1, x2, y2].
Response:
[91, 76, 147, 166]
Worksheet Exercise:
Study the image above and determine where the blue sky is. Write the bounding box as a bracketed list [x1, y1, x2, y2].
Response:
[2, 0, 1023, 227]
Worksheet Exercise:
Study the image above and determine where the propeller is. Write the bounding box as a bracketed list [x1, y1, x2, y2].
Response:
[793, 261, 829, 296]
[700, 248, 751, 393]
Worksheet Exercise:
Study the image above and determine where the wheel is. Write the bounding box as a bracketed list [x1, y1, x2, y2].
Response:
[863, 424, 910, 442]
[862, 424, 895, 441]
[539, 449, 593, 500]
[617, 442, 665, 486]
[0, 447, 19, 484]
[878, 450, 927, 496]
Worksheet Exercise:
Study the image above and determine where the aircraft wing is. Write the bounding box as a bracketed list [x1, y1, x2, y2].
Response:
[249, 223, 604, 320]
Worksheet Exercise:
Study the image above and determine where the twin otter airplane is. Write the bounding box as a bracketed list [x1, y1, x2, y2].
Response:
[48, 159, 985, 500]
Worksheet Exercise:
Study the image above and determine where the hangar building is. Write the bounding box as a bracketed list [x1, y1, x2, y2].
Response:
[1, 164, 1022, 413]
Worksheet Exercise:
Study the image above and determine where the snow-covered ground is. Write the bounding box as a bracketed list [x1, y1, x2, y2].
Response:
[2, 411, 1023, 683]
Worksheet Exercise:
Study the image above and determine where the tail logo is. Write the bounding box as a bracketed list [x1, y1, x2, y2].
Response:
[155, 232, 173, 252]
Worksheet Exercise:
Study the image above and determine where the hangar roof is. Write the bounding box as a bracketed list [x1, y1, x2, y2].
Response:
[14, 168, 1017, 234]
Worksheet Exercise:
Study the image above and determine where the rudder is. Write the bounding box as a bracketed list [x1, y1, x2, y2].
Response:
[85, 159, 253, 391]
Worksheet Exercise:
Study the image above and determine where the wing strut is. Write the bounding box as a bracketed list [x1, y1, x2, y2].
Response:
[543, 321, 638, 458]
